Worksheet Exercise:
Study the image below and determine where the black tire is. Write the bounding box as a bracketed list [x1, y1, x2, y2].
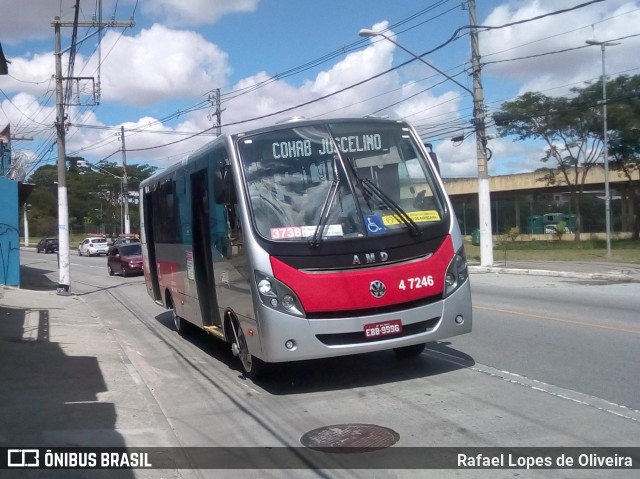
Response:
[121, 265, 129, 277]
[172, 303, 190, 337]
[393, 343, 426, 358]
[235, 321, 265, 380]
[108, 264, 114, 276]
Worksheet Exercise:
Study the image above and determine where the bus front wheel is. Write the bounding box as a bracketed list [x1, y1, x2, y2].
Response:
[232, 321, 265, 380]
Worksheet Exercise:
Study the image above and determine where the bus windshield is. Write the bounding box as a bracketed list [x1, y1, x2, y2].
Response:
[237, 120, 445, 243]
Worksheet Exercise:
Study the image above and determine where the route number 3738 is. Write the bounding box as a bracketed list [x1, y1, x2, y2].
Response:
[398, 275, 434, 290]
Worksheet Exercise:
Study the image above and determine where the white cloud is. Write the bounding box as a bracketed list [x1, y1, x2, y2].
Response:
[0, 92, 56, 132]
[0, 0, 259, 42]
[481, 0, 640, 97]
[91, 25, 231, 105]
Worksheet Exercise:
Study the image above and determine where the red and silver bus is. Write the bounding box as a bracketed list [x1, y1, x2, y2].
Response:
[140, 117, 471, 379]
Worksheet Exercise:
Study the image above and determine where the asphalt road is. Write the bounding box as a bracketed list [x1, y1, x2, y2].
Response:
[447, 272, 640, 410]
[14, 249, 640, 478]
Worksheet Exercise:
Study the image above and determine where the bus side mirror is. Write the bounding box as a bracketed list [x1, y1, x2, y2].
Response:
[423, 142, 440, 176]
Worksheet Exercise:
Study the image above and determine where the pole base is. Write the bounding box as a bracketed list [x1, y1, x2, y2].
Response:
[56, 284, 70, 296]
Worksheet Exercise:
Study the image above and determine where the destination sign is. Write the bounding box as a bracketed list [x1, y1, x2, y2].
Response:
[270, 133, 386, 160]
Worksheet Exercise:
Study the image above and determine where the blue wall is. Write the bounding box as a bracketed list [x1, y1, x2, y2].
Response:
[0, 175, 20, 286]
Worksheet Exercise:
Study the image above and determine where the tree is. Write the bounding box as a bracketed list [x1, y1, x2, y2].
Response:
[495, 92, 603, 241]
[591, 74, 640, 238]
[27, 159, 157, 236]
[552, 220, 568, 241]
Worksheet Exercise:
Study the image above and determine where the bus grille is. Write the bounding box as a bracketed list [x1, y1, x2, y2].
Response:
[315, 317, 440, 346]
[305, 294, 442, 320]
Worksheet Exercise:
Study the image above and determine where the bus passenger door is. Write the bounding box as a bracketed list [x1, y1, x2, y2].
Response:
[213, 165, 252, 322]
[143, 191, 162, 302]
[191, 169, 222, 328]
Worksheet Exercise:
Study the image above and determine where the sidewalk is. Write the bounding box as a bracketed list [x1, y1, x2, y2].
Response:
[468, 260, 640, 282]
[0, 266, 179, 455]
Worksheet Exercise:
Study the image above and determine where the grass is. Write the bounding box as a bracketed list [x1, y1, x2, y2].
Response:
[465, 238, 640, 264]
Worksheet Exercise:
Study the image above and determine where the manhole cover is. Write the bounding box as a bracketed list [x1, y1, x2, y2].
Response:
[300, 424, 399, 451]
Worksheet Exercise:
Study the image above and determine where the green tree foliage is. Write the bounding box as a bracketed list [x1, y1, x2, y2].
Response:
[506, 226, 520, 241]
[583, 75, 640, 237]
[26, 159, 157, 237]
[494, 75, 640, 240]
[552, 220, 568, 241]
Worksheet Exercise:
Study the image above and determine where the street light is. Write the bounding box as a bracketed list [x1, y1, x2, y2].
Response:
[585, 39, 620, 257]
[359, 26, 494, 266]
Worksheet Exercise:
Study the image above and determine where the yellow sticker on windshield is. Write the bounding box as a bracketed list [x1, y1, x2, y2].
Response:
[382, 210, 441, 225]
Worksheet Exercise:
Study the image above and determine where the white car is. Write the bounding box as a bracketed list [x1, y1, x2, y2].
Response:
[544, 224, 571, 235]
[78, 237, 110, 256]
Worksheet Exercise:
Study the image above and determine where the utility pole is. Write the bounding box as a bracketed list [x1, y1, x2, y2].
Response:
[468, 0, 494, 267]
[586, 40, 620, 257]
[210, 88, 224, 135]
[120, 126, 130, 234]
[23, 204, 30, 247]
[53, 16, 71, 295]
[52, 13, 134, 295]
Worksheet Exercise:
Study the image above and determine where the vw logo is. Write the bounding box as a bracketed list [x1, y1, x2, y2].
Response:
[370, 280, 386, 298]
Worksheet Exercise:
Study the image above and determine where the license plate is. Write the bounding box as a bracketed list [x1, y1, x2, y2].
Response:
[364, 319, 402, 338]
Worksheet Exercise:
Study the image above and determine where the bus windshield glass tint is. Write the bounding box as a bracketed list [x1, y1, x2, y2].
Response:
[237, 121, 445, 242]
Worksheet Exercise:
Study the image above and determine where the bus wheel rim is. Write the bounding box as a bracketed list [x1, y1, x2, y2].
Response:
[237, 327, 252, 373]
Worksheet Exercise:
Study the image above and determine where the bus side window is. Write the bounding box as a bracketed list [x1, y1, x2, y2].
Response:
[222, 166, 242, 248]
[215, 164, 236, 204]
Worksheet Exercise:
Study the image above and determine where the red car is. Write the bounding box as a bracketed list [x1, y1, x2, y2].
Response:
[107, 243, 143, 277]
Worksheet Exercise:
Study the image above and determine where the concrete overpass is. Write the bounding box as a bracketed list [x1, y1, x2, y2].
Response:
[443, 166, 630, 197]
[441, 167, 635, 236]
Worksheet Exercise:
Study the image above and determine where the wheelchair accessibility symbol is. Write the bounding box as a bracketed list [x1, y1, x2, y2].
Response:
[364, 215, 385, 234]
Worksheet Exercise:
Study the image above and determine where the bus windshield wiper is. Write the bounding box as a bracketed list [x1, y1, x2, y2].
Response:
[341, 153, 421, 238]
[309, 157, 341, 248]
[360, 178, 421, 237]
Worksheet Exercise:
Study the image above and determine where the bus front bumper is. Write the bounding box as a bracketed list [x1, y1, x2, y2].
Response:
[253, 279, 472, 363]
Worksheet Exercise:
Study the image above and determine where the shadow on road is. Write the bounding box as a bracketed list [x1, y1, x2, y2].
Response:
[153, 310, 475, 395]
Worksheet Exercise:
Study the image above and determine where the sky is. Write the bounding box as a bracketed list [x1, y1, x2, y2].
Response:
[1, 0, 639, 180]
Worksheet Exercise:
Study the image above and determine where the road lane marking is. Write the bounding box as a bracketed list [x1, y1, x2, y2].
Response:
[474, 304, 640, 335]
[425, 348, 640, 423]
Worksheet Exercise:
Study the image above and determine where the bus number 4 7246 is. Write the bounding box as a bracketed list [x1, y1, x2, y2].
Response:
[398, 276, 434, 290]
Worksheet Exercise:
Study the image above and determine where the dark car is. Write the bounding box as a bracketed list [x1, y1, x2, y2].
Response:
[36, 237, 59, 254]
[107, 243, 143, 277]
[108, 234, 140, 254]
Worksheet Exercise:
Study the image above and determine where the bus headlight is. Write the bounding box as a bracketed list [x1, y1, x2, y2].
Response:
[255, 271, 306, 317]
[258, 278, 274, 296]
[443, 246, 468, 298]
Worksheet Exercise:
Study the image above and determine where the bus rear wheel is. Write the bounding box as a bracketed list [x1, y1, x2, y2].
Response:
[232, 321, 264, 380]
[394, 343, 426, 358]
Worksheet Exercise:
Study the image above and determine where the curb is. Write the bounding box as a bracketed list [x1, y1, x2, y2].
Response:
[468, 266, 636, 282]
